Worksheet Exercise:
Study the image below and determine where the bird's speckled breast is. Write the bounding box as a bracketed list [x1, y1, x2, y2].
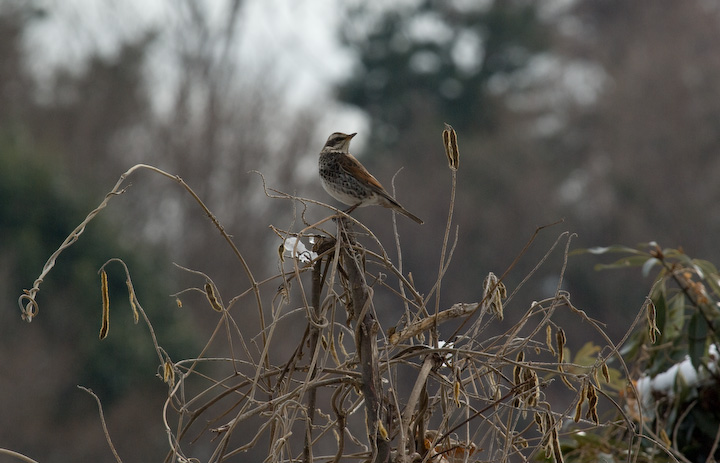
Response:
[319, 151, 378, 207]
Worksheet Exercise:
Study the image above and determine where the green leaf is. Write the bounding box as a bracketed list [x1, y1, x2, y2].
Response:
[687, 312, 708, 370]
[620, 333, 644, 360]
[653, 291, 667, 339]
[694, 260, 720, 298]
[641, 257, 661, 277]
[694, 259, 719, 276]
[662, 247, 686, 259]
[649, 278, 667, 301]
[573, 342, 601, 366]
[691, 407, 720, 441]
[674, 252, 705, 278]
[706, 274, 720, 299]
[663, 294, 686, 342]
[646, 347, 686, 377]
[594, 255, 659, 271]
[575, 245, 644, 256]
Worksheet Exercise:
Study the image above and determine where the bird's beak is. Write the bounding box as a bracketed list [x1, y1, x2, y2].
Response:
[348, 133, 357, 139]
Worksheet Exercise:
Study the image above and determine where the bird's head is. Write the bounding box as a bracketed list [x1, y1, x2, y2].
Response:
[322, 132, 356, 153]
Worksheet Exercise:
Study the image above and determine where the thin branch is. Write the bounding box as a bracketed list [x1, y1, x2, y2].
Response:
[78, 386, 123, 463]
[0, 449, 40, 463]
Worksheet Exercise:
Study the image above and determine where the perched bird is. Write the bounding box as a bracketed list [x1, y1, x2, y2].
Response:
[319, 132, 423, 224]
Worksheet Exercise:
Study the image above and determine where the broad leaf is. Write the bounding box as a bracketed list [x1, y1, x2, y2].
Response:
[687, 312, 708, 370]
[575, 245, 644, 256]
[595, 255, 658, 271]
[664, 294, 686, 342]
[652, 290, 667, 341]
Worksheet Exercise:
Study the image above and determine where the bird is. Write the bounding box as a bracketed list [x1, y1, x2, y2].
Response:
[318, 132, 423, 224]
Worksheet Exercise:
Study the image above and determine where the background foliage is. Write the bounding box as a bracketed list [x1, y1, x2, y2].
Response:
[3, 0, 720, 461]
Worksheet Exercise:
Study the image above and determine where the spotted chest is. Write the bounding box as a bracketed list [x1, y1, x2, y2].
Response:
[318, 151, 380, 207]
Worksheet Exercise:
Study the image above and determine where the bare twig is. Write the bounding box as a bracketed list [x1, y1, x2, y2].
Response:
[0, 449, 40, 463]
[78, 386, 123, 463]
[17, 124, 681, 463]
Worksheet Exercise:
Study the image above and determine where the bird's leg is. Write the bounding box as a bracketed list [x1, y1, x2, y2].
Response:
[332, 203, 359, 225]
[343, 204, 360, 214]
[332, 203, 360, 227]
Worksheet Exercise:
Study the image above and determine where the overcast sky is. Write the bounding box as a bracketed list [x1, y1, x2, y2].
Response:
[25, 0, 357, 108]
[21, 0, 603, 148]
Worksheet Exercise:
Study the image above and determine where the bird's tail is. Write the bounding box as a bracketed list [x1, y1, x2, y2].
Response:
[399, 207, 424, 224]
[383, 195, 424, 224]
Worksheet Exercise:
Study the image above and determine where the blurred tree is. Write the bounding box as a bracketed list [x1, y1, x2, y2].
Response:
[558, 0, 720, 256]
[339, 0, 548, 142]
[0, 128, 196, 398]
[0, 2, 37, 129]
[35, 31, 157, 187]
[546, 0, 720, 337]
[0, 5, 195, 460]
[334, 0, 560, 327]
[1, 1, 325, 459]
[0, 120, 196, 463]
[334, 0, 720, 349]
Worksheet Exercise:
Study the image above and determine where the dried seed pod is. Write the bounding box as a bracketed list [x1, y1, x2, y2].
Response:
[99, 269, 110, 339]
[442, 123, 460, 170]
[163, 360, 175, 386]
[646, 299, 660, 343]
[556, 328, 566, 363]
[601, 362, 610, 383]
[205, 282, 223, 312]
[585, 384, 599, 424]
[546, 325, 556, 356]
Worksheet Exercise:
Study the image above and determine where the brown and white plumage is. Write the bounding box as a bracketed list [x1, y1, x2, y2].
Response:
[318, 132, 423, 224]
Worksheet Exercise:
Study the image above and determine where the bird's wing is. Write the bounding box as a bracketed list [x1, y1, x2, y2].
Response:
[339, 153, 416, 218]
[338, 154, 388, 193]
